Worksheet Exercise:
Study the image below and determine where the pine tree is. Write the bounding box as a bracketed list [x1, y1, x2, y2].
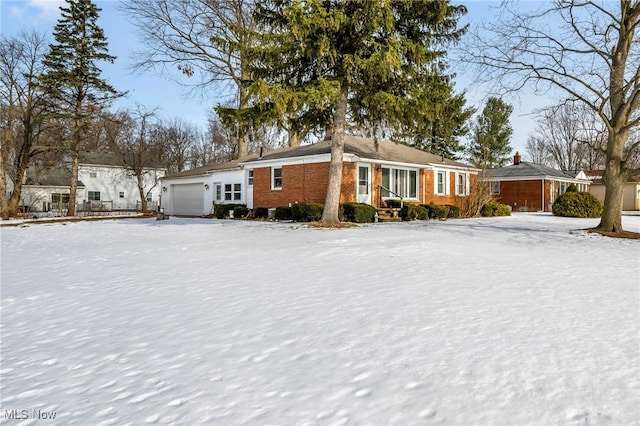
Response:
[467, 97, 513, 169]
[250, 0, 468, 222]
[39, 0, 121, 216]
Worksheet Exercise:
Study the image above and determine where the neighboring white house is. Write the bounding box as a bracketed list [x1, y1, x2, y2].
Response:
[159, 158, 251, 216]
[20, 152, 166, 213]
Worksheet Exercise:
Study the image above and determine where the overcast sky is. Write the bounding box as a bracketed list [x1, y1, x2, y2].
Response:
[1, 0, 550, 156]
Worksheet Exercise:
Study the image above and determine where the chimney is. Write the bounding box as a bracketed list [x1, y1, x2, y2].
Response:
[259, 146, 263, 159]
[513, 151, 522, 165]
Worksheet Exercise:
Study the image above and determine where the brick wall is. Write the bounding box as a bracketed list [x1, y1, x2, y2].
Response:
[252, 162, 356, 208]
[495, 179, 545, 212]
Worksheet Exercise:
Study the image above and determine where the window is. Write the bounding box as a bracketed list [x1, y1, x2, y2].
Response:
[225, 183, 242, 201]
[146, 192, 152, 201]
[435, 170, 448, 195]
[248, 170, 254, 186]
[89, 172, 97, 178]
[490, 181, 500, 195]
[215, 184, 222, 201]
[358, 166, 369, 195]
[272, 167, 282, 189]
[52, 193, 70, 203]
[381, 167, 418, 199]
[119, 191, 125, 199]
[88, 191, 100, 201]
[456, 172, 469, 196]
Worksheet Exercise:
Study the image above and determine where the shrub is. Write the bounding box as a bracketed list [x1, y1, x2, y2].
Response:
[274, 206, 293, 221]
[445, 204, 460, 218]
[292, 202, 324, 222]
[254, 207, 269, 219]
[341, 203, 377, 223]
[422, 203, 449, 220]
[214, 203, 245, 219]
[481, 200, 511, 217]
[400, 204, 429, 221]
[566, 183, 578, 193]
[233, 206, 250, 219]
[552, 191, 603, 218]
[385, 199, 402, 208]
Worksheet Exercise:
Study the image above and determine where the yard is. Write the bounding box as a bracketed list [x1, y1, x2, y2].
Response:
[1, 213, 639, 425]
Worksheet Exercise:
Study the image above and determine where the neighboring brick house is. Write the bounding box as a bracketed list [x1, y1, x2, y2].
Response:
[584, 170, 640, 211]
[160, 135, 479, 216]
[482, 152, 592, 212]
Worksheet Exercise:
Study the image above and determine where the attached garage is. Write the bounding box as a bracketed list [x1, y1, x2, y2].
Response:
[171, 183, 204, 216]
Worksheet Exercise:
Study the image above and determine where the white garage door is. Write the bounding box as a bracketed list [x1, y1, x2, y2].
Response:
[172, 183, 204, 216]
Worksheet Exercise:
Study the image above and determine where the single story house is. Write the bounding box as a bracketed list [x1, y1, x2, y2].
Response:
[20, 152, 166, 213]
[584, 170, 640, 211]
[482, 152, 592, 212]
[160, 135, 479, 216]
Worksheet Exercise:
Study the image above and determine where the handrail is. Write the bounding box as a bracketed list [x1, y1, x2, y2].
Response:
[379, 185, 403, 209]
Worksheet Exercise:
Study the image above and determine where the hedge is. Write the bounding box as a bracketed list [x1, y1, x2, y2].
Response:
[292, 202, 324, 222]
[214, 203, 245, 219]
[480, 200, 511, 217]
[400, 204, 429, 221]
[253, 207, 269, 219]
[341, 203, 377, 223]
[552, 191, 603, 218]
[233, 206, 250, 219]
[422, 204, 449, 220]
[274, 206, 293, 221]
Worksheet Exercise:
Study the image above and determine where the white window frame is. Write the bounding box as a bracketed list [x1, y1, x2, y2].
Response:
[380, 167, 418, 199]
[224, 183, 241, 201]
[88, 191, 101, 201]
[490, 181, 500, 195]
[272, 167, 282, 190]
[248, 170, 254, 186]
[435, 170, 450, 196]
[119, 191, 125, 199]
[455, 172, 469, 196]
[214, 183, 222, 202]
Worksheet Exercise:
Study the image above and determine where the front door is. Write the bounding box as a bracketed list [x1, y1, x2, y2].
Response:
[356, 164, 371, 204]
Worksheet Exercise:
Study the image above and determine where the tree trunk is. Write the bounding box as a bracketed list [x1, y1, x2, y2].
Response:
[320, 87, 348, 223]
[137, 173, 147, 212]
[67, 147, 79, 216]
[288, 129, 301, 147]
[7, 147, 31, 216]
[1, 119, 10, 220]
[597, 152, 627, 232]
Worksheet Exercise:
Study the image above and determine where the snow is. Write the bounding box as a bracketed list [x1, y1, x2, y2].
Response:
[1, 213, 639, 425]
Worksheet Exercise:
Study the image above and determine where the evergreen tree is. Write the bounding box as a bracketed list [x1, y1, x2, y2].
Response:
[467, 97, 513, 169]
[39, 0, 121, 216]
[250, 0, 468, 222]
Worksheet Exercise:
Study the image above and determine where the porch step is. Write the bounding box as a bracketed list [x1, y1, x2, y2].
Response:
[376, 208, 402, 222]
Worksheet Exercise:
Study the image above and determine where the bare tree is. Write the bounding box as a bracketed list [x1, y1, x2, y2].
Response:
[0, 31, 49, 219]
[154, 117, 200, 173]
[122, 0, 259, 159]
[105, 108, 163, 211]
[465, 1, 640, 232]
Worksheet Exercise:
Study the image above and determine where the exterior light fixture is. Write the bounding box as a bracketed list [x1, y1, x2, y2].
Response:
[204, 184, 210, 190]
[162, 186, 167, 192]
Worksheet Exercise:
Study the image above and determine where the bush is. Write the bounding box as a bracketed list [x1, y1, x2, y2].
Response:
[400, 204, 429, 221]
[233, 206, 250, 219]
[214, 203, 245, 219]
[341, 203, 377, 223]
[552, 191, 603, 218]
[422, 204, 449, 220]
[292, 202, 324, 222]
[385, 199, 402, 208]
[274, 206, 293, 221]
[253, 207, 269, 219]
[445, 204, 460, 218]
[566, 183, 578, 193]
[481, 200, 511, 217]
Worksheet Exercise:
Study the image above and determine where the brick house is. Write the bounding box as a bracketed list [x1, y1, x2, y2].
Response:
[160, 135, 478, 216]
[482, 152, 592, 212]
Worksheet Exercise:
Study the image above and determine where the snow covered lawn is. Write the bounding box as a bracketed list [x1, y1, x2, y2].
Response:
[1, 213, 639, 425]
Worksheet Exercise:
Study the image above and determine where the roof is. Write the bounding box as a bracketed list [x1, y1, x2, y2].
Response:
[244, 135, 474, 169]
[163, 156, 258, 179]
[24, 166, 85, 187]
[485, 162, 589, 180]
[79, 151, 165, 169]
[584, 169, 640, 184]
